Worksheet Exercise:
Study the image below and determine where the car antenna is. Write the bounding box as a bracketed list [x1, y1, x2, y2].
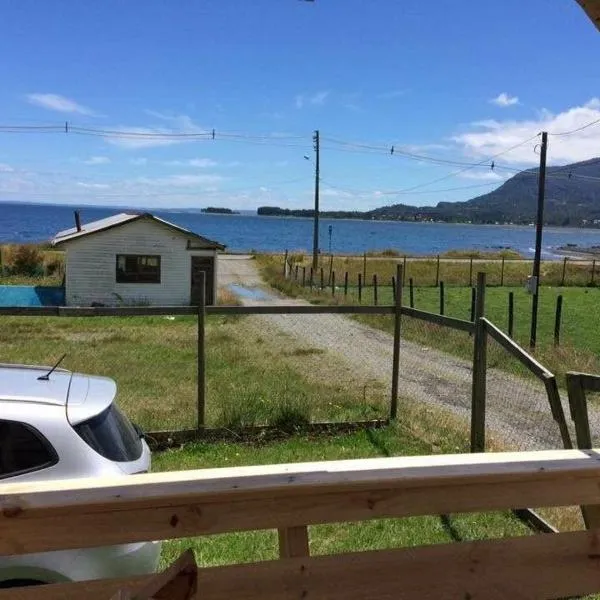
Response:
[38, 354, 67, 381]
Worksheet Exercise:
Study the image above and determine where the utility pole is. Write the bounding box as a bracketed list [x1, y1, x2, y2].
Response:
[312, 129, 320, 270]
[530, 131, 548, 349]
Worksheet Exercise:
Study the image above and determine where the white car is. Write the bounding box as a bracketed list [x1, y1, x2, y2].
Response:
[0, 362, 161, 589]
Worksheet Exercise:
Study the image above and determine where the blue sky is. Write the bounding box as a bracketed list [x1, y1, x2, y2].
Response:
[1, 0, 599, 210]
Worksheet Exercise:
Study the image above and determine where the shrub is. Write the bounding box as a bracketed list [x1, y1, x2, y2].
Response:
[10, 245, 44, 276]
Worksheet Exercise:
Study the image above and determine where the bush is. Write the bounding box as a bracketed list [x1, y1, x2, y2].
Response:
[9, 245, 44, 276]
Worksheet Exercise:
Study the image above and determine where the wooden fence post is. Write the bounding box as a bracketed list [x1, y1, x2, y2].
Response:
[391, 276, 396, 303]
[328, 254, 334, 286]
[500, 256, 505, 287]
[409, 277, 414, 308]
[278, 526, 309, 559]
[282, 249, 288, 277]
[561, 257, 568, 286]
[344, 271, 349, 297]
[469, 257, 473, 287]
[554, 295, 563, 346]
[508, 291, 514, 338]
[294, 265, 299, 281]
[471, 272, 487, 453]
[470, 287, 476, 323]
[320, 268, 324, 290]
[363, 252, 367, 282]
[402, 256, 407, 285]
[331, 271, 336, 296]
[358, 273, 362, 303]
[390, 264, 403, 420]
[373, 274, 378, 305]
[592, 260, 596, 286]
[439, 281, 445, 316]
[309, 267, 314, 290]
[435, 254, 440, 287]
[197, 272, 206, 430]
[302, 266, 306, 287]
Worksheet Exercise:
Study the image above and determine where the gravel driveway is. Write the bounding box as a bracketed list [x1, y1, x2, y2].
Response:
[219, 255, 577, 451]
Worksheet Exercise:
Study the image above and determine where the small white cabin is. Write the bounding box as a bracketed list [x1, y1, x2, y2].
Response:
[52, 212, 225, 307]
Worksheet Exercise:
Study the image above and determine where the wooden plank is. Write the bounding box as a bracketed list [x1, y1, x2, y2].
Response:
[0, 306, 59, 316]
[208, 305, 395, 315]
[484, 318, 552, 380]
[566, 373, 600, 529]
[278, 526, 309, 558]
[145, 419, 388, 449]
[3, 449, 600, 556]
[543, 375, 573, 450]
[9, 529, 600, 600]
[400, 306, 474, 332]
[575, 372, 600, 393]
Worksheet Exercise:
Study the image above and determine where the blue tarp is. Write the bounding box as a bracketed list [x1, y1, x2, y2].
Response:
[0, 286, 65, 307]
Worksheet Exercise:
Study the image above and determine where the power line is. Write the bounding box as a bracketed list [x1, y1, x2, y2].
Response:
[320, 178, 499, 197]
[549, 116, 600, 137]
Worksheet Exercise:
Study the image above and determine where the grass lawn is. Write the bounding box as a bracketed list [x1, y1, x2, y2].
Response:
[154, 427, 531, 569]
[262, 252, 599, 288]
[0, 312, 392, 431]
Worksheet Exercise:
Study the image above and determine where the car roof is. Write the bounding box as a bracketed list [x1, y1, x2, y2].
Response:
[0, 363, 72, 406]
[0, 363, 117, 423]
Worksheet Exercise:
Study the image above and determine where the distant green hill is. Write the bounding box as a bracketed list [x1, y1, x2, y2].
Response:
[259, 158, 600, 227]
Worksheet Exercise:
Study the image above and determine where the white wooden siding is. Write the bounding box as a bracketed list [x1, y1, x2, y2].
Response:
[63, 218, 217, 306]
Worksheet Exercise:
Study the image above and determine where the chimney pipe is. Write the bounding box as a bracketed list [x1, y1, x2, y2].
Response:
[74, 210, 82, 232]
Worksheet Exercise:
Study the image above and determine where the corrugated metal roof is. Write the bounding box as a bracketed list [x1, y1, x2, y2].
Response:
[52, 212, 225, 250]
[54, 213, 140, 242]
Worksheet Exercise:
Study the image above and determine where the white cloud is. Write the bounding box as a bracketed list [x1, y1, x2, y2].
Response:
[76, 182, 111, 189]
[136, 174, 224, 187]
[490, 93, 520, 107]
[165, 158, 218, 168]
[26, 93, 99, 116]
[454, 98, 600, 165]
[82, 156, 110, 165]
[458, 171, 505, 181]
[129, 157, 148, 166]
[0, 163, 14, 172]
[104, 113, 209, 149]
[295, 91, 329, 109]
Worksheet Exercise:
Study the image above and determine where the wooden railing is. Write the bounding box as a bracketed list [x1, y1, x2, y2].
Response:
[2, 449, 600, 599]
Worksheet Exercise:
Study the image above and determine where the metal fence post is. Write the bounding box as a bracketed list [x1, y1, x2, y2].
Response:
[390, 264, 403, 420]
[358, 273, 362, 303]
[409, 277, 414, 308]
[471, 272, 487, 452]
[344, 271, 348, 297]
[439, 281, 445, 315]
[373, 274, 378, 305]
[197, 271, 206, 430]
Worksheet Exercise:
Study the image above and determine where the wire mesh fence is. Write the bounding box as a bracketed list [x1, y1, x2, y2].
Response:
[484, 332, 570, 452]
[0, 314, 199, 433]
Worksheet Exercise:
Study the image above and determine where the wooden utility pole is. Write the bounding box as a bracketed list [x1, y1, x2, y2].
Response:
[530, 131, 548, 349]
[312, 129, 320, 270]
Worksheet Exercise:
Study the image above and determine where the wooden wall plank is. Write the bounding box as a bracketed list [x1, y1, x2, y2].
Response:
[278, 526, 309, 558]
[6, 529, 600, 600]
[2, 450, 600, 556]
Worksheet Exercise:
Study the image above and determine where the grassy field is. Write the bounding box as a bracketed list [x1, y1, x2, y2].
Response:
[271, 252, 599, 288]
[0, 312, 393, 431]
[154, 427, 532, 569]
[257, 254, 600, 384]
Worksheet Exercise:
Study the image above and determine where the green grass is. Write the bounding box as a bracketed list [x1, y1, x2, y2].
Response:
[0, 312, 390, 432]
[154, 426, 531, 569]
[259, 253, 599, 288]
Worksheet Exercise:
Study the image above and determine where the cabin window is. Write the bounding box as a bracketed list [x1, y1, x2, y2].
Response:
[116, 254, 161, 283]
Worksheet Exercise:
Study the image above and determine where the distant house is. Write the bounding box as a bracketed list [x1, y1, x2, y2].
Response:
[52, 212, 225, 306]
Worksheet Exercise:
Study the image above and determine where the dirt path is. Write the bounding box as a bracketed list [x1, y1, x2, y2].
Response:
[218, 255, 575, 451]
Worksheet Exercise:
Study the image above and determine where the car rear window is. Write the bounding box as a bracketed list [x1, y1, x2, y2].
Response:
[73, 403, 142, 462]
